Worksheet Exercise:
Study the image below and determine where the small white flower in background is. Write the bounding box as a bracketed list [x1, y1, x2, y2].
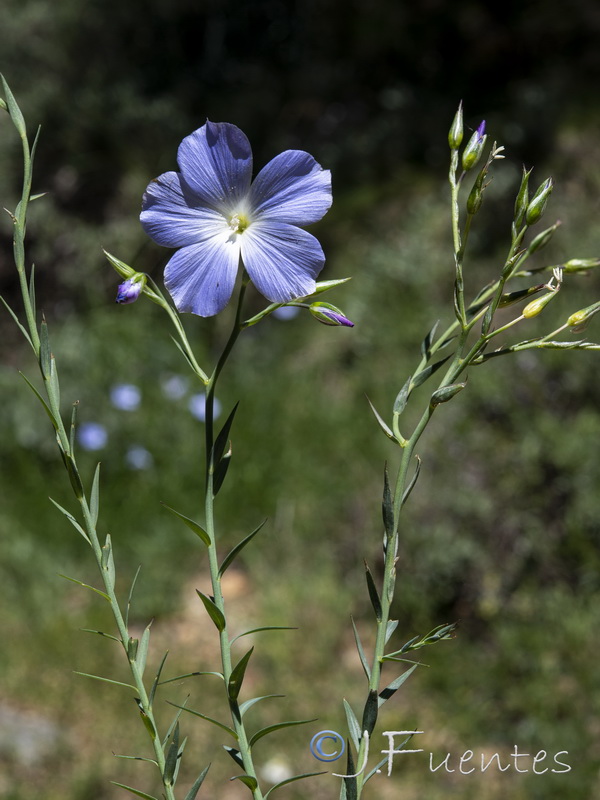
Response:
[110, 383, 141, 411]
[272, 305, 300, 321]
[78, 422, 108, 451]
[161, 374, 189, 400]
[189, 393, 221, 422]
[260, 756, 293, 785]
[126, 446, 154, 470]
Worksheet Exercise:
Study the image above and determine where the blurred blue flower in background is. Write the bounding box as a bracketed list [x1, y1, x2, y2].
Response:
[189, 393, 222, 422]
[272, 305, 300, 321]
[161, 374, 189, 400]
[110, 383, 141, 411]
[126, 445, 154, 470]
[140, 121, 332, 317]
[78, 422, 108, 451]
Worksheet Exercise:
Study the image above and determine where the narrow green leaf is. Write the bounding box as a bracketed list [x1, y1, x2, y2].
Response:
[69, 401, 78, 455]
[149, 650, 169, 707]
[364, 561, 382, 621]
[212, 449, 231, 496]
[169, 335, 197, 371]
[158, 670, 223, 686]
[39, 317, 51, 378]
[249, 718, 316, 747]
[401, 456, 422, 507]
[196, 590, 226, 632]
[392, 375, 411, 415]
[213, 402, 239, 466]
[219, 519, 267, 576]
[0, 294, 32, 346]
[231, 775, 257, 791]
[58, 445, 84, 500]
[137, 620, 152, 677]
[223, 746, 244, 768]
[168, 702, 236, 738]
[382, 467, 394, 537]
[60, 574, 109, 601]
[361, 689, 378, 736]
[351, 617, 370, 680]
[135, 698, 157, 739]
[126, 565, 142, 628]
[364, 755, 389, 784]
[1, 75, 27, 137]
[48, 353, 61, 409]
[19, 372, 57, 430]
[74, 671, 136, 691]
[111, 782, 159, 800]
[228, 647, 254, 701]
[411, 355, 451, 389]
[239, 694, 284, 718]
[50, 498, 90, 544]
[366, 396, 396, 442]
[343, 747, 357, 800]
[342, 699, 361, 752]
[183, 764, 210, 800]
[162, 697, 188, 750]
[378, 664, 418, 707]
[28, 263, 36, 318]
[264, 771, 326, 798]
[385, 619, 399, 644]
[162, 503, 210, 547]
[90, 462, 101, 526]
[80, 628, 120, 643]
[163, 723, 180, 785]
[101, 534, 116, 591]
[113, 754, 158, 765]
[231, 625, 296, 643]
[420, 320, 439, 360]
[312, 277, 351, 294]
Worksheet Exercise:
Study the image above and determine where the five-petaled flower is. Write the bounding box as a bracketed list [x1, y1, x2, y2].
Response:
[140, 121, 332, 317]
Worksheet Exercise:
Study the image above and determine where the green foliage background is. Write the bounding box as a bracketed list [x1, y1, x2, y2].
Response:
[1, 2, 599, 799]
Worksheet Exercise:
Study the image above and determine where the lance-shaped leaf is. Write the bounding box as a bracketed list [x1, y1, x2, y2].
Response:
[364, 561, 382, 621]
[183, 764, 210, 800]
[50, 499, 90, 544]
[137, 620, 152, 677]
[126, 565, 142, 628]
[111, 782, 159, 800]
[1, 75, 27, 138]
[219, 519, 266, 577]
[213, 402, 239, 466]
[385, 619, 399, 644]
[361, 689, 378, 737]
[163, 723, 180, 786]
[231, 775, 258, 791]
[20, 371, 58, 430]
[231, 626, 296, 644]
[162, 504, 210, 547]
[239, 694, 284, 718]
[80, 628, 120, 643]
[378, 663, 418, 707]
[393, 375, 411, 416]
[74, 672, 136, 691]
[363, 755, 389, 784]
[401, 456, 421, 507]
[212, 445, 231, 496]
[90, 462, 101, 526]
[196, 591, 226, 632]
[223, 746, 244, 768]
[134, 698, 157, 740]
[366, 396, 397, 442]
[342, 747, 357, 800]
[420, 320, 440, 360]
[60, 574, 109, 602]
[343, 699, 361, 752]
[351, 617, 370, 680]
[159, 670, 223, 686]
[249, 717, 316, 747]
[264, 771, 326, 798]
[228, 647, 254, 701]
[168, 702, 236, 738]
[382, 467, 394, 538]
[0, 294, 32, 346]
[411, 355, 451, 389]
[162, 697, 189, 749]
[101, 534, 116, 592]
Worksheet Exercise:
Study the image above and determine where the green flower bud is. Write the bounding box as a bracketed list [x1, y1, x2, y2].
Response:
[430, 382, 466, 407]
[461, 121, 486, 171]
[562, 258, 600, 273]
[448, 101, 464, 150]
[527, 222, 561, 255]
[525, 178, 553, 226]
[522, 291, 557, 319]
[513, 166, 532, 228]
[567, 301, 600, 330]
[309, 302, 354, 327]
[467, 171, 485, 215]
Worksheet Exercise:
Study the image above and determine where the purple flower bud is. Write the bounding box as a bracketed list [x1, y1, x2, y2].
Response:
[309, 302, 354, 327]
[116, 278, 143, 304]
[476, 120, 486, 140]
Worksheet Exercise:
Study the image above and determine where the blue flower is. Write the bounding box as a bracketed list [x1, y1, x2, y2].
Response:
[140, 121, 332, 317]
[110, 383, 141, 411]
[116, 278, 143, 304]
[78, 422, 108, 451]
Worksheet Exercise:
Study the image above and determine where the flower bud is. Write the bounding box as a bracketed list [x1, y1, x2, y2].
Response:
[448, 101, 464, 150]
[525, 178, 553, 226]
[498, 284, 545, 308]
[527, 222, 561, 255]
[513, 166, 532, 228]
[562, 258, 600, 273]
[309, 302, 354, 327]
[567, 301, 600, 330]
[116, 275, 145, 304]
[430, 382, 466, 407]
[522, 291, 557, 319]
[461, 121, 486, 171]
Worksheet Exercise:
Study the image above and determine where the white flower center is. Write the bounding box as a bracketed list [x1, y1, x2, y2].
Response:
[228, 212, 250, 234]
